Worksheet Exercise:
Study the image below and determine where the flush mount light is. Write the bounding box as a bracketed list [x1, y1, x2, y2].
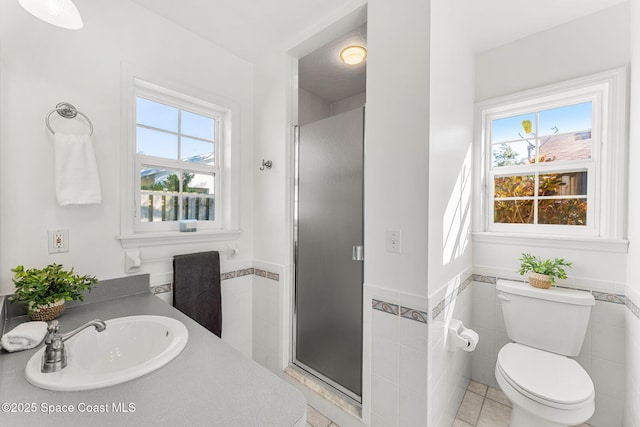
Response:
[18, 0, 83, 30]
[340, 46, 367, 65]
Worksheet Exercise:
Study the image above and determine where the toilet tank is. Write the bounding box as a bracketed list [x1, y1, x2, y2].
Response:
[496, 279, 595, 356]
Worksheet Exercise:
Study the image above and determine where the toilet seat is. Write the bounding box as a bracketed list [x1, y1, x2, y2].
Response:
[497, 343, 594, 410]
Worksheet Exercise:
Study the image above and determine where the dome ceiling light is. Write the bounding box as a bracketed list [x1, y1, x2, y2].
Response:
[340, 46, 367, 65]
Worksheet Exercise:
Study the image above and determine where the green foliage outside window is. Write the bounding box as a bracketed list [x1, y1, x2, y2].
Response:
[141, 172, 195, 192]
[493, 146, 587, 225]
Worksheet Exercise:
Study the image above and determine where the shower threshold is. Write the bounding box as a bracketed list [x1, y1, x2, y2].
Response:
[285, 363, 362, 418]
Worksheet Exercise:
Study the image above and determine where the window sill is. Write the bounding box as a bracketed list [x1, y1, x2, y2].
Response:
[117, 229, 241, 248]
[472, 232, 629, 253]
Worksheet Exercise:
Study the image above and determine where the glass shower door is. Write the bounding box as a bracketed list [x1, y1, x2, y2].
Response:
[294, 107, 364, 401]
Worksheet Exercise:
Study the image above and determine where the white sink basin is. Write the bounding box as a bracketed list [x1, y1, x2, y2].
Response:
[25, 315, 188, 391]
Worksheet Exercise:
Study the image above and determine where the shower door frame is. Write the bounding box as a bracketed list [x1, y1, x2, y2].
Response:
[291, 109, 365, 406]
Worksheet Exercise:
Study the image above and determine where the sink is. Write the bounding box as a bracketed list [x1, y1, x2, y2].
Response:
[25, 315, 188, 391]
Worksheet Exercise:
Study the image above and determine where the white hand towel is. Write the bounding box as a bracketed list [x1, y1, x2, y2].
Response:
[53, 133, 102, 206]
[1, 321, 48, 352]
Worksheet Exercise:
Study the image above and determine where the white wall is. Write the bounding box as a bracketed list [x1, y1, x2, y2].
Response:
[625, 0, 640, 425]
[0, 0, 255, 293]
[330, 92, 366, 116]
[364, 0, 430, 297]
[0, 0, 256, 357]
[475, 3, 630, 101]
[252, 51, 291, 267]
[299, 88, 330, 126]
[364, 0, 438, 425]
[428, 0, 474, 295]
[473, 4, 630, 292]
[427, 0, 475, 425]
[251, 50, 293, 373]
[298, 90, 365, 126]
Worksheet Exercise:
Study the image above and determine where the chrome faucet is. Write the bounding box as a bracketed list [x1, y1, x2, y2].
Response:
[42, 319, 107, 373]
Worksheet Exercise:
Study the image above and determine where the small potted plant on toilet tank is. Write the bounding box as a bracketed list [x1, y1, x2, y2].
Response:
[9, 263, 98, 321]
[518, 253, 572, 289]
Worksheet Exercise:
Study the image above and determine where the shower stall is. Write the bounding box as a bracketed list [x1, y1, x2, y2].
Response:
[293, 106, 365, 402]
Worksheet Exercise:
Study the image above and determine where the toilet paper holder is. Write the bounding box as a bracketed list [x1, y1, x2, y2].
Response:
[448, 319, 479, 352]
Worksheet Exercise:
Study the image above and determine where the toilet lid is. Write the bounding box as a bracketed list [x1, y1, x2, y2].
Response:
[497, 343, 594, 407]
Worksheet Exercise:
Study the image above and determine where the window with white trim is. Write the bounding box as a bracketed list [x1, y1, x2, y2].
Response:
[118, 67, 241, 247]
[134, 82, 226, 233]
[475, 68, 627, 240]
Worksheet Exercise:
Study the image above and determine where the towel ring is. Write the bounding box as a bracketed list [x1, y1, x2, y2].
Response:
[46, 102, 94, 136]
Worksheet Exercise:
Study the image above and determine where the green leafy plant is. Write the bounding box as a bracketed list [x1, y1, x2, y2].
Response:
[518, 253, 572, 285]
[9, 264, 98, 314]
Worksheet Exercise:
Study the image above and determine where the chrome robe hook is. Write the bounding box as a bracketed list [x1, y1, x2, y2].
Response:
[260, 160, 273, 171]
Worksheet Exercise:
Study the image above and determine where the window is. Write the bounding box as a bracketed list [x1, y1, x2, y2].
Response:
[490, 101, 594, 230]
[474, 68, 627, 242]
[135, 95, 220, 231]
[118, 70, 241, 247]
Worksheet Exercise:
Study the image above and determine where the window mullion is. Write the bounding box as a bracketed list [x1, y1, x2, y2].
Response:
[178, 109, 182, 163]
[534, 111, 540, 164]
[533, 111, 539, 225]
[533, 171, 539, 225]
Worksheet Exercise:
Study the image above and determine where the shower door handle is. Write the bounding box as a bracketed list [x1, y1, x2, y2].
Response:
[352, 245, 364, 261]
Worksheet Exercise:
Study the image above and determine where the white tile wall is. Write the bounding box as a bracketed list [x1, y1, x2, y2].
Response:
[624, 285, 640, 427]
[428, 277, 473, 427]
[399, 318, 429, 427]
[468, 280, 626, 427]
[369, 307, 400, 427]
[152, 274, 253, 358]
[364, 283, 429, 427]
[252, 275, 281, 372]
[220, 275, 253, 358]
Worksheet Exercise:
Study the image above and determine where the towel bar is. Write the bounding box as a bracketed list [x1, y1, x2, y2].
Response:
[46, 102, 94, 136]
[139, 248, 238, 265]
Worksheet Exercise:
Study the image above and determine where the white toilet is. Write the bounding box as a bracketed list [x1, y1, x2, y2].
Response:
[495, 279, 596, 427]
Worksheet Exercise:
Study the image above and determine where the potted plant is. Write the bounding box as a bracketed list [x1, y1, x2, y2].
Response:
[518, 253, 572, 289]
[9, 263, 98, 321]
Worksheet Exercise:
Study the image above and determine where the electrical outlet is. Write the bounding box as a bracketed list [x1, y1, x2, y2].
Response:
[386, 229, 402, 254]
[48, 229, 69, 253]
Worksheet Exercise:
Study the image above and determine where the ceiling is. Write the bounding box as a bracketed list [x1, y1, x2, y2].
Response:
[129, 0, 352, 62]
[129, 0, 628, 101]
[299, 25, 367, 103]
[458, 0, 628, 52]
[130, 0, 627, 61]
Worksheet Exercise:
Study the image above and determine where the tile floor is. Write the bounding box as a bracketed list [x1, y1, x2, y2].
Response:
[454, 380, 592, 427]
[308, 380, 593, 427]
[306, 405, 340, 427]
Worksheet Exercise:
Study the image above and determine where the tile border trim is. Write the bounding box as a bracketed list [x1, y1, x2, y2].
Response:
[372, 299, 399, 315]
[150, 284, 171, 295]
[432, 274, 474, 320]
[626, 293, 640, 319]
[151, 266, 280, 294]
[592, 291, 625, 304]
[371, 299, 427, 324]
[400, 307, 428, 323]
[472, 274, 627, 306]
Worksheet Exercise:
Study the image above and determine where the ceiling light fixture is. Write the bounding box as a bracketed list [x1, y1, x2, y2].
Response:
[340, 46, 367, 65]
[18, 0, 83, 30]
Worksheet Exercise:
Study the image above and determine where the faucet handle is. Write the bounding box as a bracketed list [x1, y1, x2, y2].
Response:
[45, 320, 60, 344]
[47, 319, 59, 330]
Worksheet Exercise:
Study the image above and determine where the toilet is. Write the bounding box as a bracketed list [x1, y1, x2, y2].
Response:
[495, 279, 596, 427]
